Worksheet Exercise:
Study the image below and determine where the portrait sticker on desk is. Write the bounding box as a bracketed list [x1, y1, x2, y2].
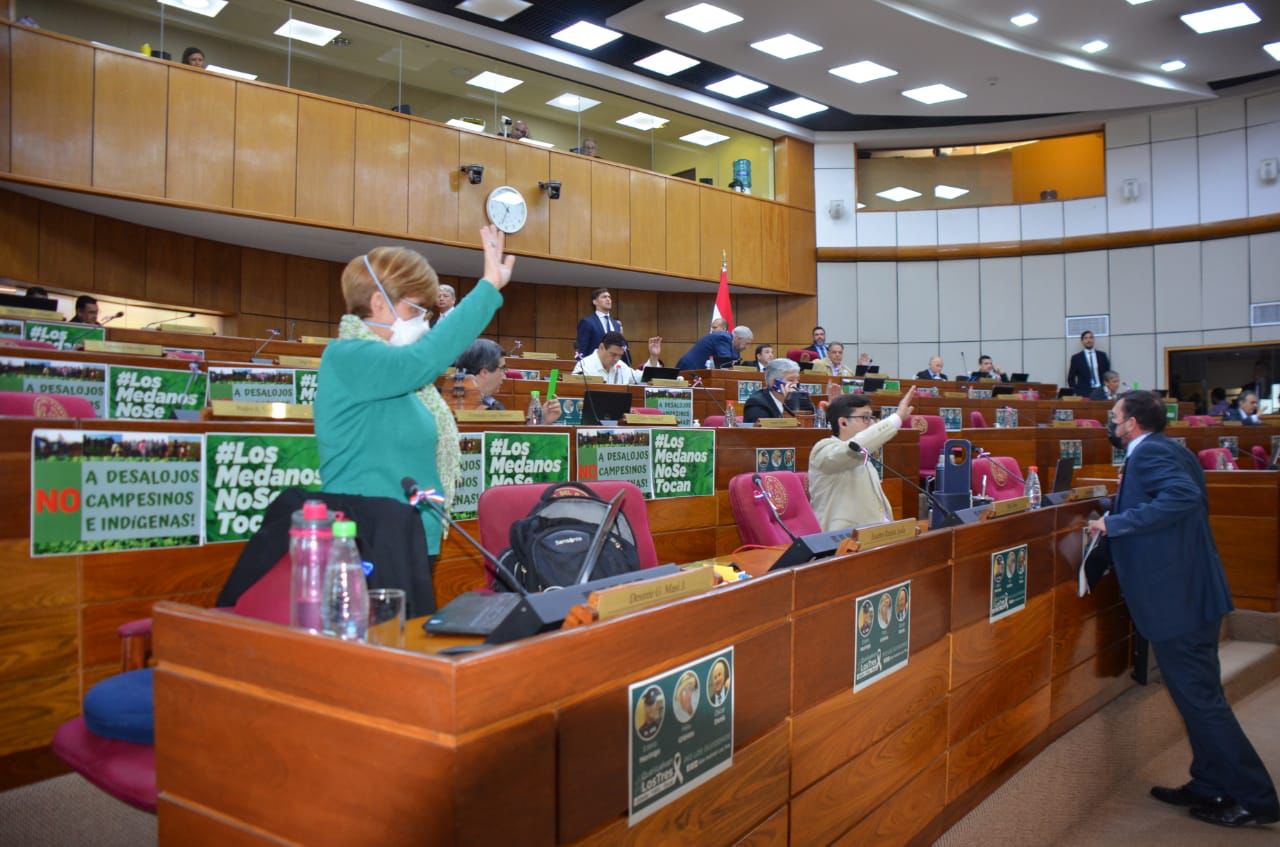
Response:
[1217, 435, 1238, 459]
[1112, 446, 1126, 466]
[736, 380, 762, 403]
[644, 387, 694, 426]
[31, 429, 203, 557]
[1059, 439, 1083, 469]
[0, 318, 22, 338]
[205, 433, 321, 543]
[854, 579, 911, 692]
[755, 447, 795, 473]
[1, 356, 107, 416]
[208, 367, 296, 404]
[914, 385, 939, 398]
[995, 407, 1019, 428]
[107, 365, 207, 421]
[940, 407, 963, 432]
[1053, 408, 1075, 422]
[556, 397, 583, 426]
[628, 646, 734, 825]
[577, 428, 653, 497]
[482, 431, 570, 487]
[990, 543, 1028, 623]
[799, 382, 825, 398]
[652, 429, 715, 499]
[451, 435, 484, 520]
[969, 388, 993, 400]
[24, 319, 105, 351]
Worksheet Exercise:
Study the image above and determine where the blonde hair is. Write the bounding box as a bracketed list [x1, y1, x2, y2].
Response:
[341, 246, 438, 318]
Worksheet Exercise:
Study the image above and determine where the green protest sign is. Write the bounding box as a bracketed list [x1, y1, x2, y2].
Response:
[208, 367, 296, 403]
[644, 387, 693, 426]
[205, 433, 321, 543]
[107, 365, 206, 420]
[31, 429, 202, 556]
[452, 435, 484, 520]
[736, 380, 761, 403]
[24, 320, 105, 350]
[651, 429, 715, 499]
[293, 369, 319, 405]
[0, 356, 107, 415]
[576, 428, 653, 496]
[990, 544, 1028, 622]
[629, 647, 734, 824]
[482, 431, 570, 487]
[854, 579, 911, 691]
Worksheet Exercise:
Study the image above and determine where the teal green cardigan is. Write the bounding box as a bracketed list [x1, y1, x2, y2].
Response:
[316, 280, 502, 555]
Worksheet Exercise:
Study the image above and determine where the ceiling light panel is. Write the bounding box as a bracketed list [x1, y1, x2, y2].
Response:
[934, 185, 969, 199]
[634, 50, 700, 76]
[207, 64, 257, 80]
[551, 21, 623, 50]
[901, 84, 967, 104]
[829, 60, 897, 84]
[454, 0, 531, 22]
[519, 138, 555, 148]
[1181, 3, 1260, 34]
[273, 20, 342, 46]
[665, 3, 743, 33]
[680, 129, 731, 146]
[769, 97, 828, 118]
[546, 93, 601, 112]
[751, 34, 822, 60]
[157, 0, 228, 17]
[705, 75, 768, 98]
[1081, 40, 1108, 53]
[1010, 13, 1038, 27]
[877, 186, 922, 202]
[1126, 0, 1154, 4]
[446, 118, 485, 132]
[1266, 42, 1280, 61]
[466, 70, 523, 93]
[1161, 59, 1187, 71]
[616, 112, 669, 130]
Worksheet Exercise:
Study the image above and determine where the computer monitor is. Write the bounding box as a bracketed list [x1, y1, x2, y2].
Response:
[992, 385, 1017, 396]
[639, 366, 679, 383]
[0, 292, 57, 312]
[1052, 457, 1075, 493]
[1011, 373, 1030, 383]
[863, 377, 886, 392]
[712, 355, 738, 369]
[854, 364, 880, 376]
[581, 389, 633, 425]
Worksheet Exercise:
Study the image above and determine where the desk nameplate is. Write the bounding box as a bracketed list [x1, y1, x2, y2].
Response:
[625, 413, 677, 426]
[1069, 484, 1108, 501]
[987, 496, 1030, 518]
[277, 355, 322, 368]
[454, 410, 525, 423]
[590, 566, 716, 620]
[84, 339, 163, 357]
[520, 351, 557, 360]
[210, 400, 313, 420]
[854, 518, 919, 551]
[757, 417, 800, 428]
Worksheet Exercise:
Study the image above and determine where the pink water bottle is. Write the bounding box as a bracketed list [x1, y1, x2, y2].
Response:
[289, 500, 334, 632]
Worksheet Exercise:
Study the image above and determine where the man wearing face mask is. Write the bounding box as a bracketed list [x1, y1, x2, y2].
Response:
[316, 225, 513, 564]
[1087, 391, 1277, 829]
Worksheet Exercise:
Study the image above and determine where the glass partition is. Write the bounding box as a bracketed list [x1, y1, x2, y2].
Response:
[17, 0, 775, 198]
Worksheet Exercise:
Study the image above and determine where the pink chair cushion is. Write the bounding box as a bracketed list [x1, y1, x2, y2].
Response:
[1185, 415, 1213, 427]
[969, 411, 988, 428]
[903, 415, 945, 480]
[0, 390, 98, 418]
[0, 338, 58, 350]
[1075, 418, 1102, 428]
[971, 457, 1025, 501]
[1197, 448, 1237, 470]
[727, 472, 822, 547]
[628, 406, 662, 415]
[786, 349, 812, 364]
[505, 369, 523, 379]
[1251, 445, 1270, 468]
[230, 554, 292, 625]
[703, 415, 726, 427]
[52, 717, 157, 813]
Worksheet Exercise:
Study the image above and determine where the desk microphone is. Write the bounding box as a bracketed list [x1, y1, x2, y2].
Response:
[100, 311, 125, 325]
[402, 477, 526, 594]
[142, 311, 196, 330]
[289, 320, 298, 342]
[251, 328, 281, 362]
[858, 444, 962, 527]
[961, 351, 968, 376]
[751, 473, 799, 542]
[180, 361, 202, 397]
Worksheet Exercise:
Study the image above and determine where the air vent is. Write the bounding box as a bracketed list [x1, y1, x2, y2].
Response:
[1065, 315, 1109, 339]
[1250, 302, 1280, 327]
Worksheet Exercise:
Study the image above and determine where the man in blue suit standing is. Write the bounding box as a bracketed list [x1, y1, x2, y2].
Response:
[1088, 391, 1277, 828]
[575, 288, 628, 363]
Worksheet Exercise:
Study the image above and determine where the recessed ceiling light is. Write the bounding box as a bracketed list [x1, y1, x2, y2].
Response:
[705, 74, 768, 98]
[680, 129, 731, 146]
[1266, 41, 1280, 61]
[546, 93, 601, 112]
[829, 60, 897, 84]
[751, 34, 822, 60]
[1081, 39, 1108, 53]
[1180, 3, 1259, 34]
[1126, 0, 1154, 4]
[551, 21, 623, 50]
[856, 202, 866, 209]
[902, 84, 967, 104]
[273, 19, 342, 46]
[1161, 59, 1187, 71]
[466, 71, 523, 93]
[157, 0, 228, 17]
[616, 112, 669, 131]
[446, 118, 486, 132]
[769, 97, 828, 118]
[634, 49, 700, 76]
[665, 3, 743, 33]
[206, 64, 257, 80]
[877, 186, 922, 202]
[518, 138, 555, 148]
[1010, 12, 1038, 27]
[454, 0, 531, 22]
[934, 184, 969, 199]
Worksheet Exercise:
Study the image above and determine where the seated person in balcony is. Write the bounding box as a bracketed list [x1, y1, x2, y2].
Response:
[753, 344, 774, 372]
[820, 342, 855, 378]
[676, 325, 753, 371]
[580, 137, 598, 157]
[916, 355, 947, 380]
[970, 354, 1009, 382]
[1223, 390, 1262, 425]
[1090, 371, 1122, 401]
[743, 358, 802, 423]
[809, 389, 915, 532]
[70, 295, 100, 325]
[510, 120, 529, 140]
[430, 284, 456, 327]
[182, 47, 205, 69]
[455, 338, 561, 423]
[572, 331, 662, 386]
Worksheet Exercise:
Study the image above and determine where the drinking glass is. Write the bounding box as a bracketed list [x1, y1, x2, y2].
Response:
[366, 588, 406, 648]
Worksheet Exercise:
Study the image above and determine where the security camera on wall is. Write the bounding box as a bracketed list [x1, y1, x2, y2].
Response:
[461, 164, 484, 185]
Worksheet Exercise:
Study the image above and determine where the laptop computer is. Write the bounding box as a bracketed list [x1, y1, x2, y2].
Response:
[854, 364, 880, 376]
[1052, 457, 1075, 493]
[640, 366, 680, 382]
[992, 385, 1016, 396]
[0, 292, 58, 312]
[1011, 373, 1030, 383]
[712, 355, 738, 369]
[581, 389, 633, 425]
[863, 377, 886, 392]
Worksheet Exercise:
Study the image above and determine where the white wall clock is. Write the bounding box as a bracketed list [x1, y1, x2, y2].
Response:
[485, 186, 528, 234]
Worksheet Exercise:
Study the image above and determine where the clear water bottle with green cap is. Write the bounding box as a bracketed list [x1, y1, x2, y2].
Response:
[322, 520, 368, 641]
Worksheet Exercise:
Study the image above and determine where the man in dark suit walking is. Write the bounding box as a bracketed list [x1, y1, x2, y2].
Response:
[1087, 391, 1277, 828]
[575, 288, 627, 363]
[1068, 330, 1110, 397]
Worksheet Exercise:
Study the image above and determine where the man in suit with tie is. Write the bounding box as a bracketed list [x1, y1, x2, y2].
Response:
[743, 358, 799, 422]
[1222, 390, 1262, 425]
[803, 326, 829, 361]
[1068, 331, 1110, 397]
[575, 289, 628, 363]
[754, 344, 774, 372]
[915, 355, 947, 380]
[1089, 370, 1122, 401]
[1087, 391, 1277, 828]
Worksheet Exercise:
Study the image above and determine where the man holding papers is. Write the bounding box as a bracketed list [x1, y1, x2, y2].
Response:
[1087, 391, 1277, 828]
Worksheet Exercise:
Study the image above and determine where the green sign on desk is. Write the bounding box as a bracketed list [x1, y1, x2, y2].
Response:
[31, 429, 202, 556]
[0, 356, 107, 415]
[854, 579, 911, 691]
[990, 544, 1028, 623]
[652, 429, 715, 499]
[24, 320, 105, 351]
[483, 431, 570, 487]
[208, 367, 296, 403]
[205, 433, 321, 543]
[576, 428, 653, 497]
[452, 435, 484, 520]
[293, 369, 319, 405]
[644, 387, 693, 426]
[628, 647, 734, 824]
[107, 364, 206, 420]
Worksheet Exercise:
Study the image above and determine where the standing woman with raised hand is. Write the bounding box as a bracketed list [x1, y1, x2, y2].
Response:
[316, 225, 514, 561]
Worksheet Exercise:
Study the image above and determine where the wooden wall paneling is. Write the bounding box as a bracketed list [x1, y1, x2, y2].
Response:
[0, 542, 76, 612]
[456, 133, 506, 247]
[950, 593, 1053, 690]
[233, 84, 298, 218]
[166, 68, 235, 207]
[665, 179, 700, 278]
[192, 239, 241, 314]
[353, 109, 409, 235]
[760, 202, 789, 291]
[9, 30, 92, 184]
[549, 153, 591, 261]
[92, 50, 167, 197]
[407, 122, 458, 242]
[330, 263, 348, 324]
[777, 294, 818, 348]
[295, 98, 355, 227]
[0, 673, 79, 758]
[735, 295, 778, 347]
[0, 607, 77, 684]
[503, 143, 550, 255]
[948, 685, 1051, 804]
[1049, 637, 1130, 724]
[0, 190, 39, 281]
[730, 195, 762, 287]
[285, 256, 333, 323]
[81, 544, 239, 604]
[533, 285, 581, 341]
[590, 161, 630, 266]
[735, 805, 788, 847]
[497, 281, 536, 340]
[618, 290, 657, 347]
[0, 26, 9, 172]
[830, 754, 947, 847]
[773, 136, 815, 210]
[949, 640, 1051, 745]
[92, 217, 148, 300]
[788, 208, 817, 294]
[1051, 602, 1129, 677]
[145, 229, 195, 306]
[699, 188, 732, 280]
[628, 171, 666, 270]
[657, 292, 700, 346]
[37, 203, 94, 291]
[239, 248, 286, 318]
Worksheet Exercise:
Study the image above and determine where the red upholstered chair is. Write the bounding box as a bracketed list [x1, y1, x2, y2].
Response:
[903, 415, 946, 482]
[1184, 415, 1214, 427]
[703, 414, 726, 427]
[505, 369, 524, 379]
[971, 457, 1025, 501]
[970, 410, 988, 428]
[1251, 445, 1271, 469]
[1197, 448, 1237, 470]
[727, 471, 821, 547]
[0, 391, 98, 418]
[628, 406, 662, 415]
[1075, 418, 1102, 428]
[476, 482, 659, 588]
[786, 348, 813, 364]
[796, 471, 812, 502]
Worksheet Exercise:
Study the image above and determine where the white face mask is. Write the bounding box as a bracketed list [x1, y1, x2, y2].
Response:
[362, 255, 429, 347]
